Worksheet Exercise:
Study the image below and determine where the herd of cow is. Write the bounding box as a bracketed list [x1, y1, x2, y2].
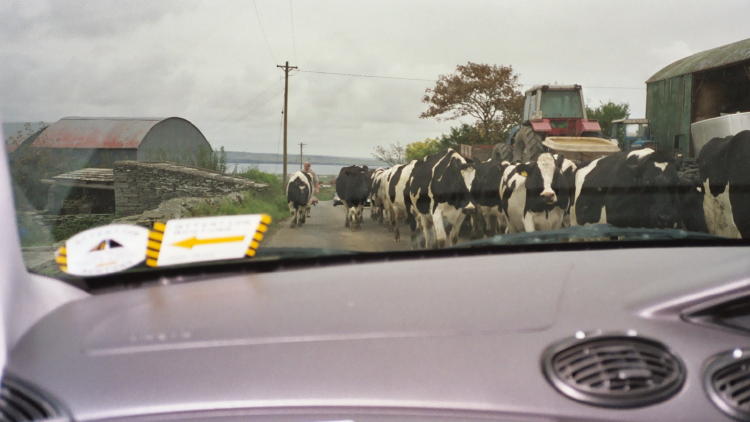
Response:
[286, 130, 750, 247]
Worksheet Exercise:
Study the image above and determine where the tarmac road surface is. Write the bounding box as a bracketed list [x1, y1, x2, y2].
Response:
[264, 200, 407, 252]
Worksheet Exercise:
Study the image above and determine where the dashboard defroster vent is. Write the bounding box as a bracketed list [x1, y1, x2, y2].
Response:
[542, 332, 685, 408]
[0, 376, 67, 422]
[705, 349, 750, 421]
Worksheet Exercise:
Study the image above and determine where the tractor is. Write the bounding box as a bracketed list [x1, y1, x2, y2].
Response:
[610, 118, 654, 152]
[493, 84, 619, 164]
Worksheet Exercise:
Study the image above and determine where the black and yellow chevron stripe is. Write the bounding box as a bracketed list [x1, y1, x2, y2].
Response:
[55, 247, 68, 273]
[146, 221, 166, 267]
[246, 214, 272, 257]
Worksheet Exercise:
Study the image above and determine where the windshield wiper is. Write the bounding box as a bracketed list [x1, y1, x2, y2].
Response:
[456, 224, 724, 248]
[254, 246, 357, 259]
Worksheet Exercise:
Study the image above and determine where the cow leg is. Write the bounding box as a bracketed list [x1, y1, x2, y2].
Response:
[485, 213, 496, 237]
[432, 207, 448, 248]
[356, 205, 364, 228]
[289, 202, 297, 227]
[447, 208, 466, 246]
[497, 212, 508, 235]
[522, 212, 537, 232]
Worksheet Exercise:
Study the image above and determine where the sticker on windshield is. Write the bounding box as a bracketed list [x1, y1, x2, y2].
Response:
[55, 224, 150, 276]
[146, 214, 272, 267]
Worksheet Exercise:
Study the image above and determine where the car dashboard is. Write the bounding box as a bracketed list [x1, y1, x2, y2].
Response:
[5, 245, 750, 422]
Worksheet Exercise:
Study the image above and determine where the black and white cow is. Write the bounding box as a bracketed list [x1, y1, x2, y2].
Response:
[501, 153, 575, 232]
[571, 148, 683, 229]
[386, 160, 417, 241]
[470, 158, 510, 237]
[286, 171, 312, 228]
[407, 149, 476, 248]
[336, 165, 371, 230]
[698, 130, 750, 238]
[369, 167, 387, 222]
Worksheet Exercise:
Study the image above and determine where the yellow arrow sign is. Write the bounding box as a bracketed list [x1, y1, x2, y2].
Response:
[172, 235, 245, 249]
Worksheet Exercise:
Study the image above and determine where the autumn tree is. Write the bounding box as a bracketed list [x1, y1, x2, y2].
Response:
[372, 142, 406, 166]
[585, 101, 630, 137]
[421, 62, 524, 141]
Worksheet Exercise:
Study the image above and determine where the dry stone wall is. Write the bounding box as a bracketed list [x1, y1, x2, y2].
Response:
[114, 161, 267, 216]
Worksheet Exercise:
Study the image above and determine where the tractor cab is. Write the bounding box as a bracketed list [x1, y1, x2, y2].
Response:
[496, 84, 619, 164]
[610, 118, 653, 152]
[522, 84, 602, 137]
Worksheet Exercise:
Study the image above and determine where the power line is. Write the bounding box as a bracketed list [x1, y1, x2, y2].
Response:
[298, 69, 436, 82]
[252, 0, 277, 64]
[298, 69, 645, 90]
[288, 0, 298, 63]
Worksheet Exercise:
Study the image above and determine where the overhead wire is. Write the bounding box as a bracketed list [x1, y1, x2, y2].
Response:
[298, 69, 645, 90]
[289, 0, 298, 63]
[252, 0, 277, 65]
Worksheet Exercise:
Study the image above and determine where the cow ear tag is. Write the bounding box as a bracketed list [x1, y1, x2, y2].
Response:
[520, 170, 528, 177]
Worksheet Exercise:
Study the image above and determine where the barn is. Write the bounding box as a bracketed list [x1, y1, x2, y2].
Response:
[646, 38, 750, 156]
[24, 116, 213, 168]
[10, 116, 214, 210]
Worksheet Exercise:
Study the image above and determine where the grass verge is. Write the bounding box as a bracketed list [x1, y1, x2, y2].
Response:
[190, 168, 289, 224]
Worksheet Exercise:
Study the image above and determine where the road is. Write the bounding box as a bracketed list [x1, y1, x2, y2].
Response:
[265, 201, 406, 252]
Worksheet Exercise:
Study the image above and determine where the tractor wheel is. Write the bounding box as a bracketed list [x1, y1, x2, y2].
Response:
[492, 143, 513, 162]
[512, 125, 545, 162]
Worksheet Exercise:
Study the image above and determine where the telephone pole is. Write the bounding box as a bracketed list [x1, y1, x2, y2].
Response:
[298, 142, 306, 170]
[277, 60, 297, 188]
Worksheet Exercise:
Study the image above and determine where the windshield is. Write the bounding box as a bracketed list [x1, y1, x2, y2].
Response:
[2, 1, 748, 283]
[540, 90, 584, 118]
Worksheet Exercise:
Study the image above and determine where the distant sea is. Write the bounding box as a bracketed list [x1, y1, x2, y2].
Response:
[227, 162, 347, 176]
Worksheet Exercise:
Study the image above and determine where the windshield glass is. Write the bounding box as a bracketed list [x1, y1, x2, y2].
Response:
[2, 1, 748, 283]
[540, 91, 583, 118]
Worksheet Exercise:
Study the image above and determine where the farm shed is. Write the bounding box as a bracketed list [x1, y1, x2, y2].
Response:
[646, 38, 750, 156]
[26, 116, 213, 168]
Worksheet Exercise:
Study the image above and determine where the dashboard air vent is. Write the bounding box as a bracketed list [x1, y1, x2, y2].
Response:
[542, 332, 685, 407]
[0, 376, 67, 422]
[705, 348, 750, 421]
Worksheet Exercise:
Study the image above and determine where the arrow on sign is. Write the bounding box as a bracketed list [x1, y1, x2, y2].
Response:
[172, 235, 245, 249]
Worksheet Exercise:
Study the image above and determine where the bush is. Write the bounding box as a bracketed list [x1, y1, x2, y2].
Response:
[189, 190, 288, 223]
[191, 168, 288, 223]
[234, 167, 283, 190]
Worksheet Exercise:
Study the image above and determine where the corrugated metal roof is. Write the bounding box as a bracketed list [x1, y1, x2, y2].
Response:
[647, 38, 750, 83]
[31, 117, 165, 149]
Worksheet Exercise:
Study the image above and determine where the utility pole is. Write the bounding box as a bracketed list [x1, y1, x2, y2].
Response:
[277, 61, 297, 189]
[298, 142, 306, 170]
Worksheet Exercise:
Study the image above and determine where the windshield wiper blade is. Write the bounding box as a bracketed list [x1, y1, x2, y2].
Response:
[457, 224, 724, 248]
[254, 247, 357, 258]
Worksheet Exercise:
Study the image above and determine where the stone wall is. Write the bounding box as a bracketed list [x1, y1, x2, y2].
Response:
[113, 161, 267, 216]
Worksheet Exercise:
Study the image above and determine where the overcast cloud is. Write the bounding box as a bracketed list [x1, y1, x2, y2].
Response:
[1, 0, 748, 157]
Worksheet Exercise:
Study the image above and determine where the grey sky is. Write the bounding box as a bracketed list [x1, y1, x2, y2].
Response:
[1, 0, 748, 157]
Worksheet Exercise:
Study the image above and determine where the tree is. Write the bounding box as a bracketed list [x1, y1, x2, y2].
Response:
[372, 142, 406, 166]
[438, 123, 484, 151]
[421, 62, 524, 141]
[585, 101, 630, 137]
[405, 138, 442, 161]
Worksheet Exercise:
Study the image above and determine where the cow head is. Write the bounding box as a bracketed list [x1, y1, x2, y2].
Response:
[639, 155, 681, 228]
[609, 149, 682, 229]
[518, 153, 572, 211]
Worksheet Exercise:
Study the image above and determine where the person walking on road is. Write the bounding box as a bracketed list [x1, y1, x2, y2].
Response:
[303, 161, 320, 216]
